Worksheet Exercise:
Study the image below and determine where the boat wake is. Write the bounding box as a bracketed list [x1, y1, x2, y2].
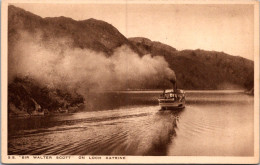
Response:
[9, 106, 183, 155]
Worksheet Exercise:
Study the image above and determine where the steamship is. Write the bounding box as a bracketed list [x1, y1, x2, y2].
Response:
[158, 80, 185, 110]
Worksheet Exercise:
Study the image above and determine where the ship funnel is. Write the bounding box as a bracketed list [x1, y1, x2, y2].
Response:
[169, 78, 177, 92]
[164, 68, 177, 92]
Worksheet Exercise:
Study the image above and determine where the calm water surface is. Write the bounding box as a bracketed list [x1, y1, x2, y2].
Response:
[8, 90, 254, 156]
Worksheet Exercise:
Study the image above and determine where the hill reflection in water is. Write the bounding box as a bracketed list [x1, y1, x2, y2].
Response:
[8, 90, 254, 156]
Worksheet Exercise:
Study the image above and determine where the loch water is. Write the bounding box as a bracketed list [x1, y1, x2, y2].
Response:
[8, 90, 254, 156]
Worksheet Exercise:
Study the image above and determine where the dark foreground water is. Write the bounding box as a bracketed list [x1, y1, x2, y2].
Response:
[8, 90, 254, 156]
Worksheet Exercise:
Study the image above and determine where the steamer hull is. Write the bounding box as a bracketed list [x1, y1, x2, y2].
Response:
[158, 89, 185, 110]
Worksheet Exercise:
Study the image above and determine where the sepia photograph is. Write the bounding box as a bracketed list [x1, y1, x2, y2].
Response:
[1, 0, 259, 164]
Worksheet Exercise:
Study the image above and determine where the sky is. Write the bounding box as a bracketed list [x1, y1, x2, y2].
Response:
[13, 3, 255, 60]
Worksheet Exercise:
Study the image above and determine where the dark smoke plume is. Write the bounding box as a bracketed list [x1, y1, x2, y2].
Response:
[9, 31, 176, 94]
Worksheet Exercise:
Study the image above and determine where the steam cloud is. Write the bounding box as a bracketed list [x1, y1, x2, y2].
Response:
[9, 31, 176, 93]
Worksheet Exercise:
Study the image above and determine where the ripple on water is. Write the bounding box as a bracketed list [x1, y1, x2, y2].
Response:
[9, 106, 182, 155]
[8, 91, 254, 156]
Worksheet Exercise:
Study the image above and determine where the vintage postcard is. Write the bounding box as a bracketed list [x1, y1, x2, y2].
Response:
[1, 0, 259, 164]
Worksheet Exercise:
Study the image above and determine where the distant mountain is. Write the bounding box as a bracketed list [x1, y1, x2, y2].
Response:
[8, 5, 140, 55]
[8, 5, 254, 90]
[129, 37, 254, 90]
[129, 37, 177, 56]
[7, 5, 254, 116]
